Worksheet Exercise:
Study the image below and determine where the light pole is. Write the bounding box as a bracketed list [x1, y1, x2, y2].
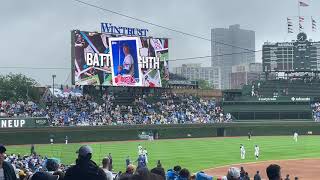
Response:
[52, 75, 56, 103]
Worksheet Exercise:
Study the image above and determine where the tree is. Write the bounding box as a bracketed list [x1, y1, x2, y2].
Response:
[0, 73, 40, 101]
[197, 79, 214, 89]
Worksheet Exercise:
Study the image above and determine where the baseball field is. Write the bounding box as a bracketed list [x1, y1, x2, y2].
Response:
[7, 136, 320, 178]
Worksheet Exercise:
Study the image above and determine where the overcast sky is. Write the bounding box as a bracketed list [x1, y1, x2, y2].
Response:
[1, 0, 319, 85]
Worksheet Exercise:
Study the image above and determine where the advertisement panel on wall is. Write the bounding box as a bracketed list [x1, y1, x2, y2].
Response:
[71, 30, 169, 87]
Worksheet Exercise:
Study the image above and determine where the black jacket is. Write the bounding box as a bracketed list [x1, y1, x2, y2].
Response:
[64, 160, 107, 180]
[3, 161, 17, 180]
[254, 174, 261, 180]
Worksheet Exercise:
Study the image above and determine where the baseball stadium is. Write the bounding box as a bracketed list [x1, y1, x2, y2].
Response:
[2, 1, 320, 180]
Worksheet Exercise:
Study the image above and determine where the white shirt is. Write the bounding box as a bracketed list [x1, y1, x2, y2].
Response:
[123, 54, 133, 71]
[0, 168, 4, 180]
[102, 168, 113, 180]
[143, 150, 148, 156]
[241, 146, 245, 153]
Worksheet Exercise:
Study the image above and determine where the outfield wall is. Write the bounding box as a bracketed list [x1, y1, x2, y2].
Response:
[1, 122, 320, 145]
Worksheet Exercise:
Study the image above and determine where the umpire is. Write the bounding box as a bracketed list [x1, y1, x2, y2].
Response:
[64, 145, 107, 180]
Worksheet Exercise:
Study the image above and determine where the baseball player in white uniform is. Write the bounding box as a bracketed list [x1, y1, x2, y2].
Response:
[142, 148, 148, 164]
[240, 144, 246, 160]
[254, 145, 260, 160]
[293, 132, 298, 142]
[138, 144, 143, 155]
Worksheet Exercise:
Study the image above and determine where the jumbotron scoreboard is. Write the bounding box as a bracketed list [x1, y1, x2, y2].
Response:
[262, 33, 320, 72]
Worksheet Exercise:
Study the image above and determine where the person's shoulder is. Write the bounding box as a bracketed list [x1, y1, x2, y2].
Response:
[65, 165, 78, 175]
[3, 161, 14, 169]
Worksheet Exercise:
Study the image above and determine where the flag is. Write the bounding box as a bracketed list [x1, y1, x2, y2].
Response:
[312, 17, 317, 31]
[287, 17, 293, 33]
[299, 16, 304, 22]
[299, 1, 309, 7]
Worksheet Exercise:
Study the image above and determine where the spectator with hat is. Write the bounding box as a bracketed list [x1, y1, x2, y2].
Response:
[64, 145, 107, 180]
[0, 144, 17, 180]
[226, 167, 240, 180]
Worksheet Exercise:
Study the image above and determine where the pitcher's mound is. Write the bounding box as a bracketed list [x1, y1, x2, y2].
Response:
[204, 159, 320, 180]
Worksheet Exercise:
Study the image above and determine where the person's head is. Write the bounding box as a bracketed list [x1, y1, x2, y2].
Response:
[286, 174, 289, 177]
[227, 167, 240, 180]
[266, 164, 281, 180]
[46, 159, 59, 171]
[123, 44, 130, 55]
[151, 167, 165, 179]
[157, 160, 162, 168]
[256, 171, 259, 174]
[294, 177, 298, 180]
[126, 164, 136, 174]
[179, 168, 190, 179]
[102, 157, 110, 169]
[76, 145, 93, 162]
[173, 165, 182, 173]
[0, 144, 6, 164]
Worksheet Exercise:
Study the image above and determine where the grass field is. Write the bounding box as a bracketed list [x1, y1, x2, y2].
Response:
[6, 136, 320, 173]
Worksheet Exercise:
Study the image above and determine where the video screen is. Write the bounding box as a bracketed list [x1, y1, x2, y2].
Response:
[71, 30, 169, 87]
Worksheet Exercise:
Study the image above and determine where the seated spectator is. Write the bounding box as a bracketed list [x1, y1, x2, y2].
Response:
[254, 171, 261, 180]
[30, 171, 59, 180]
[101, 157, 113, 180]
[46, 158, 59, 173]
[120, 164, 135, 179]
[176, 168, 190, 180]
[150, 167, 165, 180]
[266, 164, 281, 180]
[0, 144, 16, 180]
[64, 145, 107, 180]
[226, 167, 240, 180]
[195, 171, 213, 180]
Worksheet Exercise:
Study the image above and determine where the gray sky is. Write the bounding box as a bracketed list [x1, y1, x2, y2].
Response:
[1, 0, 319, 85]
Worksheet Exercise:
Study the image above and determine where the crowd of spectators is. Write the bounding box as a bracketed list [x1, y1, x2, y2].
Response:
[0, 144, 300, 180]
[0, 92, 232, 126]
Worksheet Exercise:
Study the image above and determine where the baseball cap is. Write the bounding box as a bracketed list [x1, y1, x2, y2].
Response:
[0, 144, 6, 153]
[76, 145, 93, 157]
[30, 172, 59, 180]
[227, 167, 240, 179]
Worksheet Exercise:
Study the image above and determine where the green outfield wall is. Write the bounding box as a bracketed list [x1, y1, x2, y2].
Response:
[1, 122, 320, 145]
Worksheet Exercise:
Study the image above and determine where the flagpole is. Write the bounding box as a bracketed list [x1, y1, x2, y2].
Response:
[298, 0, 301, 32]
